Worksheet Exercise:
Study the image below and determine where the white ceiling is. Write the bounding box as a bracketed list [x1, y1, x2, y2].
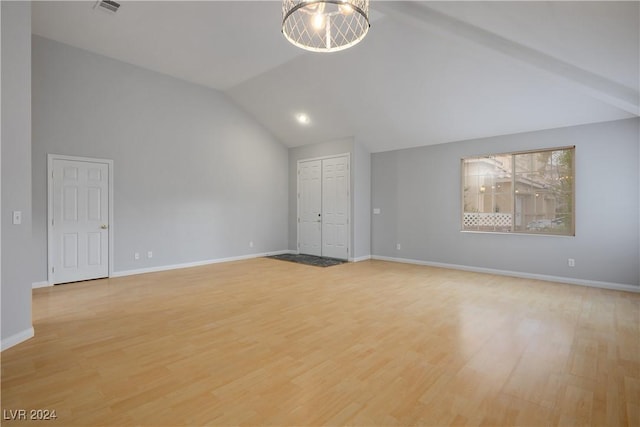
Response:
[32, 1, 639, 153]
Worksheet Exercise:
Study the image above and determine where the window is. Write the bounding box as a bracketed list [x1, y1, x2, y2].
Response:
[462, 147, 574, 235]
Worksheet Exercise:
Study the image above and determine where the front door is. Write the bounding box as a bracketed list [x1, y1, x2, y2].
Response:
[297, 155, 350, 260]
[50, 158, 110, 284]
[298, 159, 322, 256]
[322, 156, 349, 259]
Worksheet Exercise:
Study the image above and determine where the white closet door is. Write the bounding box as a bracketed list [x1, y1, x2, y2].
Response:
[51, 159, 109, 284]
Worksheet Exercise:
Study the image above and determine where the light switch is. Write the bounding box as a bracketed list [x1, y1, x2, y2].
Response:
[373, 208, 381, 214]
[12, 211, 22, 225]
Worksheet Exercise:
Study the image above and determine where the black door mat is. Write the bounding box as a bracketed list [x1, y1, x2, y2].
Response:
[267, 253, 347, 267]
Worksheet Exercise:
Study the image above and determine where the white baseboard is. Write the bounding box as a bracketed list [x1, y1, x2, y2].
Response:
[269, 250, 297, 256]
[112, 250, 295, 278]
[371, 255, 640, 293]
[1, 327, 34, 351]
[350, 255, 372, 262]
[32, 281, 52, 289]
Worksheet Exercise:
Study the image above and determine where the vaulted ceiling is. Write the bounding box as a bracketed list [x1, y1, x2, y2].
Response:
[32, 1, 639, 153]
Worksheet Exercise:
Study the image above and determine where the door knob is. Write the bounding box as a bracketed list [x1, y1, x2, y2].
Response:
[100, 224, 108, 229]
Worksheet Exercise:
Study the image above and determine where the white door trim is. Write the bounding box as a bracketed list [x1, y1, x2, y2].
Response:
[296, 153, 351, 259]
[47, 154, 114, 285]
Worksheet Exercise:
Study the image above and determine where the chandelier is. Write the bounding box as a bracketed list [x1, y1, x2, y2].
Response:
[282, 0, 370, 53]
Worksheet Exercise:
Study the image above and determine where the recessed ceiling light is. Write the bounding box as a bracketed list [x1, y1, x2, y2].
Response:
[296, 113, 310, 125]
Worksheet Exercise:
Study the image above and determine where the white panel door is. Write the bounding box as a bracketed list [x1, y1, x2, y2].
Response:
[298, 160, 322, 256]
[322, 156, 349, 259]
[52, 159, 109, 284]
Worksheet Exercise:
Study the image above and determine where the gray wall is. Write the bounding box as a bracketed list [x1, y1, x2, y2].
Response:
[353, 141, 371, 260]
[372, 118, 640, 287]
[288, 138, 371, 260]
[1, 2, 33, 347]
[32, 36, 289, 280]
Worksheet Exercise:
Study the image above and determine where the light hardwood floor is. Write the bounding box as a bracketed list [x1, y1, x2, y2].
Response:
[2, 259, 639, 426]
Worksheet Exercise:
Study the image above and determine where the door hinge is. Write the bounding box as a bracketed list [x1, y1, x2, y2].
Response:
[51, 267, 55, 274]
[297, 218, 300, 223]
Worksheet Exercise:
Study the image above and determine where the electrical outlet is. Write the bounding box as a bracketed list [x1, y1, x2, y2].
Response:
[568, 258, 575, 267]
[147, 251, 153, 259]
[12, 211, 21, 225]
[134, 252, 140, 260]
[249, 241, 254, 248]
[396, 243, 401, 250]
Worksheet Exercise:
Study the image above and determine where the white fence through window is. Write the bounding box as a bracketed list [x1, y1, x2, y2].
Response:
[463, 212, 512, 228]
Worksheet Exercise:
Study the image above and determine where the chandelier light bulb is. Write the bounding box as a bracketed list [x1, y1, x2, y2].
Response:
[312, 13, 325, 30]
[304, 2, 319, 12]
[339, 3, 353, 15]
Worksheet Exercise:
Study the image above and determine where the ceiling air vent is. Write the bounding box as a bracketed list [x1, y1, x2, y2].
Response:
[94, 0, 120, 14]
